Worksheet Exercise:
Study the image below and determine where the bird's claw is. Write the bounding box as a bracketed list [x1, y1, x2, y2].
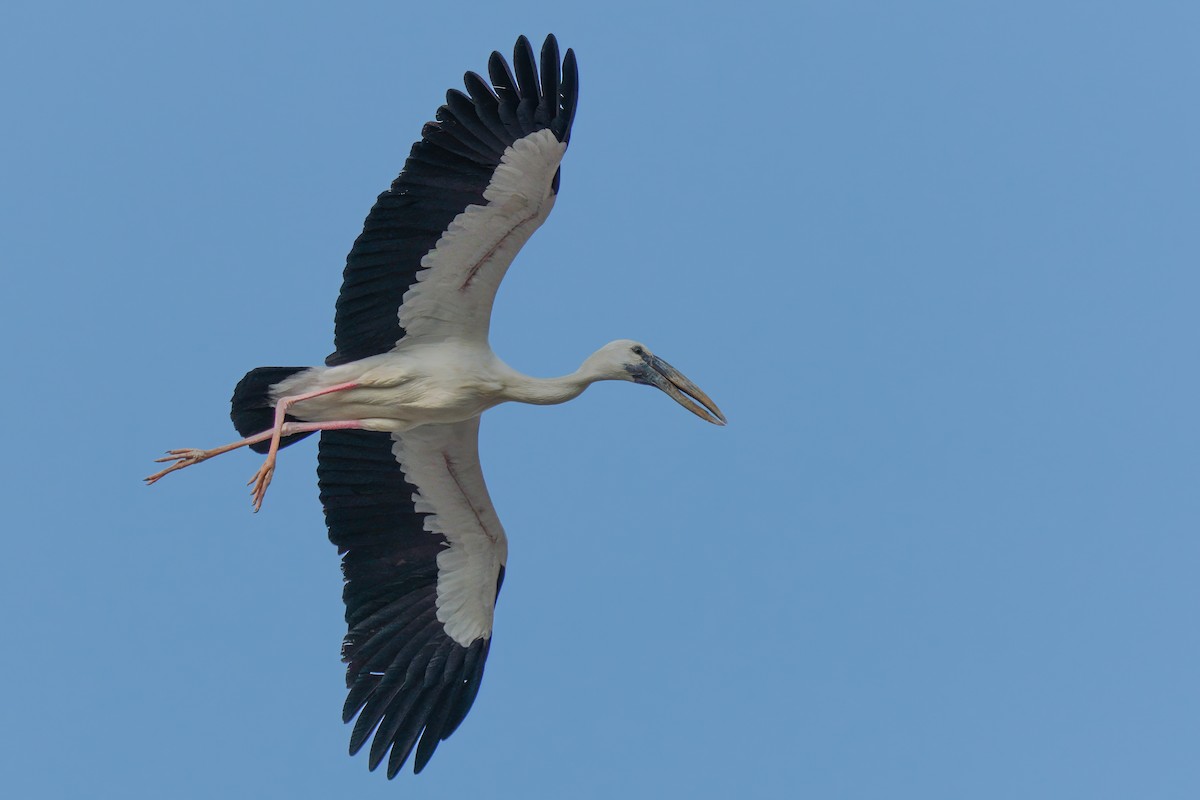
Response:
[248, 460, 276, 513]
[153, 448, 209, 464]
[145, 449, 210, 485]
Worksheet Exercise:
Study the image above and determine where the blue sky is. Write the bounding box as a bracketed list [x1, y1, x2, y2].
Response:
[2, 1, 1197, 797]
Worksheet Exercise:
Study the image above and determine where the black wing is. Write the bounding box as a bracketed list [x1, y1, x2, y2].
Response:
[327, 34, 579, 366]
[318, 423, 507, 777]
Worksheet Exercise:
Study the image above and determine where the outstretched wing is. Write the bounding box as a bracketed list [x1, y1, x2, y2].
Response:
[318, 419, 508, 777]
[328, 34, 579, 365]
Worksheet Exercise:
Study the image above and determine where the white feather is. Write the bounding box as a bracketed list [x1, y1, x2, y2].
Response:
[397, 128, 566, 344]
[390, 418, 508, 646]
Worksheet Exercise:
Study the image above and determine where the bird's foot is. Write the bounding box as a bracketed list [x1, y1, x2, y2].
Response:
[145, 449, 212, 485]
[248, 458, 276, 513]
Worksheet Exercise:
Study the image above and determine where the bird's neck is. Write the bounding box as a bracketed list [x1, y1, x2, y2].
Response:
[504, 369, 594, 406]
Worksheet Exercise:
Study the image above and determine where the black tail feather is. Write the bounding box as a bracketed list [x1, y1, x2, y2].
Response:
[231, 367, 316, 454]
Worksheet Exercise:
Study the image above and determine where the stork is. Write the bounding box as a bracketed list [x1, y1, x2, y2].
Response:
[146, 34, 724, 779]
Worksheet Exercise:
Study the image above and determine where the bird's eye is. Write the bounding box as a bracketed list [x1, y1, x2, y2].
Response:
[632, 346, 645, 356]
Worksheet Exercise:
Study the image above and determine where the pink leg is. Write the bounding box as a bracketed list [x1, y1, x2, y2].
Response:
[145, 428, 278, 485]
[144, 419, 365, 488]
[145, 380, 363, 512]
[247, 381, 361, 512]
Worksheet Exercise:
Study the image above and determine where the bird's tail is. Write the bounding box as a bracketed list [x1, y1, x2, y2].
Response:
[231, 367, 316, 454]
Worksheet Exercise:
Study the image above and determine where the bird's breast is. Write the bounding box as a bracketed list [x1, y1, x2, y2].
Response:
[288, 371, 504, 430]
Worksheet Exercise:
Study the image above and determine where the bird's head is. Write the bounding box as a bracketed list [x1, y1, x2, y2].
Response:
[586, 339, 726, 425]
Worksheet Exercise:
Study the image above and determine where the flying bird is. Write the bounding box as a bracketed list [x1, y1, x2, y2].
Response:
[146, 34, 724, 778]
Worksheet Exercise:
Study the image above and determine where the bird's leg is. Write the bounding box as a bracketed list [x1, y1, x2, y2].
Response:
[145, 417, 364, 487]
[145, 428, 278, 485]
[247, 381, 361, 512]
[145, 380, 362, 508]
